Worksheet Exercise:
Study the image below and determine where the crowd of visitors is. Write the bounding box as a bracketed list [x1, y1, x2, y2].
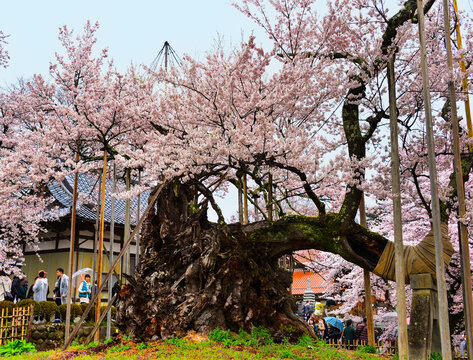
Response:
[300, 300, 373, 348]
[0, 267, 94, 305]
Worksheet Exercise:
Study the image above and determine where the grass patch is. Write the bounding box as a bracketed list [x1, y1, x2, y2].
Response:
[9, 332, 390, 360]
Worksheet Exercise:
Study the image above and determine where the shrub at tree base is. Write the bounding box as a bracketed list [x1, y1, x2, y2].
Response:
[0, 339, 36, 356]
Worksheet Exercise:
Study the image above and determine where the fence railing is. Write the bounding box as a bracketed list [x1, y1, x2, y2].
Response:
[0, 306, 33, 345]
[325, 339, 397, 355]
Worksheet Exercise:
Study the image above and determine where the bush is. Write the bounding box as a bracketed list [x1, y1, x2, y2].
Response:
[38, 301, 58, 321]
[58, 303, 83, 321]
[0, 340, 36, 356]
[16, 299, 41, 316]
[0, 300, 15, 314]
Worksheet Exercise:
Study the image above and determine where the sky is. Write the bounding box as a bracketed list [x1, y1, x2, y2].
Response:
[0, 0, 270, 87]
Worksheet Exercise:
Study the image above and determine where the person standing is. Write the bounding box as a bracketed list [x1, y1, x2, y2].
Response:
[78, 274, 91, 303]
[355, 317, 369, 344]
[32, 271, 48, 323]
[303, 301, 314, 321]
[53, 268, 68, 305]
[0, 271, 13, 302]
[341, 319, 357, 349]
[11, 275, 28, 303]
[32, 271, 48, 302]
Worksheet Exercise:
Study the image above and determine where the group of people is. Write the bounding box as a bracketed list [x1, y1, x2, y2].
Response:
[0, 268, 93, 306]
[300, 300, 370, 346]
[307, 314, 370, 345]
[0, 271, 28, 302]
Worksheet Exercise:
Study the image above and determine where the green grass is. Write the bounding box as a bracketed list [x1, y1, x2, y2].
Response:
[6, 339, 390, 360]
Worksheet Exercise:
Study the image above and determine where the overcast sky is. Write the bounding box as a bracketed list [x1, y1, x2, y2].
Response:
[0, 0, 270, 87]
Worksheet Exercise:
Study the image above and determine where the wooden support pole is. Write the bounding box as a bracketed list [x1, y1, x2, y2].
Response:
[106, 163, 116, 340]
[136, 170, 141, 264]
[416, 2, 452, 358]
[123, 169, 131, 282]
[268, 170, 273, 222]
[238, 175, 243, 223]
[91, 178, 101, 300]
[452, 0, 473, 151]
[62, 182, 166, 351]
[387, 54, 408, 359]
[94, 149, 108, 343]
[442, 1, 473, 358]
[359, 194, 375, 347]
[242, 173, 249, 224]
[65, 151, 80, 341]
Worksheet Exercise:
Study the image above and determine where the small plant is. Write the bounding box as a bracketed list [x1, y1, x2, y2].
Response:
[108, 344, 131, 353]
[0, 339, 36, 356]
[278, 348, 305, 360]
[137, 342, 148, 349]
[358, 345, 378, 354]
[103, 338, 113, 345]
[430, 353, 442, 360]
[124, 330, 134, 341]
[250, 326, 273, 345]
[164, 335, 186, 347]
[297, 334, 315, 348]
[208, 328, 234, 343]
[85, 341, 99, 349]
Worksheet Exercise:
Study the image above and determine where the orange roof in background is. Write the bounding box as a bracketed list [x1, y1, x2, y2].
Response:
[292, 271, 328, 295]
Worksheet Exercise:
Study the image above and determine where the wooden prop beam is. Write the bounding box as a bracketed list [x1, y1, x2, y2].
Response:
[359, 194, 375, 347]
[388, 54, 408, 359]
[416, 1, 452, 358]
[65, 151, 80, 340]
[443, 1, 473, 358]
[94, 149, 108, 343]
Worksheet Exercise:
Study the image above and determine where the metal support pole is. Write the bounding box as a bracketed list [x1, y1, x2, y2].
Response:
[359, 194, 375, 347]
[106, 164, 116, 340]
[416, 2, 452, 358]
[388, 54, 409, 359]
[65, 151, 80, 341]
[442, 1, 473, 358]
[94, 149, 108, 343]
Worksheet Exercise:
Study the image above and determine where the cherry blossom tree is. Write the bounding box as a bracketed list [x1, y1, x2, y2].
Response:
[1, 0, 473, 341]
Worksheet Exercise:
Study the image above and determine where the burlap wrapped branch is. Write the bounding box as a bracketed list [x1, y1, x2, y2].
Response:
[373, 224, 454, 284]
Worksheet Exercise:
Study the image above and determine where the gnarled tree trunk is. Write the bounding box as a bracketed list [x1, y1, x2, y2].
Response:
[115, 182, 453, 340]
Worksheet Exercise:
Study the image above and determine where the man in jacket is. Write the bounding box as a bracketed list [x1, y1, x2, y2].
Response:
[53, 268, 69, 305]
